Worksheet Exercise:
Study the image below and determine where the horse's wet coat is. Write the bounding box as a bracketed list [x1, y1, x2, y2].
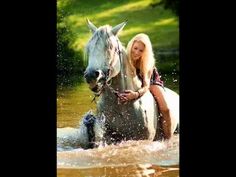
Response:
[84, 20, 162, 145]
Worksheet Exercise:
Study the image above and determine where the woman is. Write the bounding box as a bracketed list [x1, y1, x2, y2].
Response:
[118, 33, 172, 140]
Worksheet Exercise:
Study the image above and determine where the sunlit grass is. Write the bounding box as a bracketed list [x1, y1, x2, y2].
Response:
[90, 1, 152, 19]
[65, 0, 156, 50]
[120, 19, 179, 49]
[57, 0, 179, 92]
[154, 18, 177, 26]
[58, 0, 179, 53]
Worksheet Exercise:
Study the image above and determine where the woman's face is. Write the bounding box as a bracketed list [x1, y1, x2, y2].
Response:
[131, 41, 145, 61]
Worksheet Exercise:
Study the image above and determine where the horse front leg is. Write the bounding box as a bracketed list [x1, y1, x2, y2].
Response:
[80, 111, 106, 149]
[57, 111, 106, 150]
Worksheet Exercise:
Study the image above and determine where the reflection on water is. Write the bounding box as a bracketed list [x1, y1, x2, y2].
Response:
[57, 83, 96, 128]
[58, 164, 179, 177]
[57, 82, 179, 176]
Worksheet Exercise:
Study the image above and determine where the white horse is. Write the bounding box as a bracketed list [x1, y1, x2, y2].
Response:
[57, 20, 179, 149]
[83, 20, 179, 145]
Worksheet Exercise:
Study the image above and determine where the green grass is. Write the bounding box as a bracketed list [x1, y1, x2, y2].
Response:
[58, 0, 179, 52]
[57, 0, 179, 92]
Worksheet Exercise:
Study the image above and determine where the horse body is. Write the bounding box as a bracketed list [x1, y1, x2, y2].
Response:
[84, 20, 163, 144]
[57, 20, 179, 150]
[96, 65, 159, 142]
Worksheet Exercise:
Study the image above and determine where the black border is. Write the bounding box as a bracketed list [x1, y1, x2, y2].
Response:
[180, 1, 234, 177]
[6, 0, 233, 176]
[5, 0, 57, 176]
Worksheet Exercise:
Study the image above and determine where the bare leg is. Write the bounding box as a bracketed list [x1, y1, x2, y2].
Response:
[150, 85, 171, 140]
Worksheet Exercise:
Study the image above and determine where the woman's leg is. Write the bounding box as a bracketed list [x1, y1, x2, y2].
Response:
[150, 85, 172, 140]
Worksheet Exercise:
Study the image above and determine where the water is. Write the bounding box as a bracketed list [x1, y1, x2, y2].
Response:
[57, 82, 179, 177]
[57, 137, 179, 176]
[58, 165, 179, 177]
[57, 83, 96, 128]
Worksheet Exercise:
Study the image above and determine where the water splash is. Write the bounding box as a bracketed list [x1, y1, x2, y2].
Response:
[57, 135, 179, 169]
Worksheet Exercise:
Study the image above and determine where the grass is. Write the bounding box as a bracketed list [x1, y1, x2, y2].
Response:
[58, 0, 179, 52]
[57, 0, 179, 91]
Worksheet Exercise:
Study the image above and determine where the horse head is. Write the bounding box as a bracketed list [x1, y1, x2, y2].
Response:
[84, 19, 127, 95]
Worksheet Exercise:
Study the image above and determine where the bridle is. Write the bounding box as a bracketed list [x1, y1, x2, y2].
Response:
[91, 34, 122, 103]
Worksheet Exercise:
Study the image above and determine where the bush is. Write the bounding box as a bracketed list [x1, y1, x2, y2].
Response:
[162, 0, 179, 16]
[57, 26, 85, 87]
[150, 0, 179, 16]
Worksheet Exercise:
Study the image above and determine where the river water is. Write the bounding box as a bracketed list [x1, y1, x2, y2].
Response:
[57, 82, 179, 177]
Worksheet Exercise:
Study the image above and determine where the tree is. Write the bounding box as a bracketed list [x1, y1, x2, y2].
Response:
[150, 0, 179, 16]
[162, 0, 179, 16]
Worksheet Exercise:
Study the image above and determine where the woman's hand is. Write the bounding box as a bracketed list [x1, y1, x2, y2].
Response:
[118, 90, 138, 103]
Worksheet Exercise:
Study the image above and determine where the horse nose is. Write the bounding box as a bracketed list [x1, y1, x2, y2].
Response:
[84, 69, 103, 83]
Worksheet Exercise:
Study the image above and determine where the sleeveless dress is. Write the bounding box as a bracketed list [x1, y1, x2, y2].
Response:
[137, 67, 164, 87]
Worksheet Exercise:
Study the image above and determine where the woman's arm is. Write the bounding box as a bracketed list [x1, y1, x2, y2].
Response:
[136, 75, 150, 98]
[118, 70, 152, 102]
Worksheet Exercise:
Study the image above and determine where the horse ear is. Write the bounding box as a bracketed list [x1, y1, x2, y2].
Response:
[111, 21, 127, 36]
[86, 18, 97, 33]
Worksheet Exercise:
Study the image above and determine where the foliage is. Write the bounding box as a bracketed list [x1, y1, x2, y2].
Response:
[57, 3, 85, 87]
[57, 26, 84, 87]
[57, 0, 179, 88]
[150, 0, 179, 16]
[162, 0, 179, 16]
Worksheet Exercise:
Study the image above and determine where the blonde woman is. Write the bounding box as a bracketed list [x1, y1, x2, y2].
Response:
[118, 33, 172, 140]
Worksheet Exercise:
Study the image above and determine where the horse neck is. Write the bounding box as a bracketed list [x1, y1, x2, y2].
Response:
[113, 48, 141, 92]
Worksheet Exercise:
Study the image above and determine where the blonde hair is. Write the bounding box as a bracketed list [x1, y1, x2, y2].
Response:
[126, 33, 155, 77]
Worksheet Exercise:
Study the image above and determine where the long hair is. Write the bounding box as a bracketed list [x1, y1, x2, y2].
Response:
[126, 33, 155, 77]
